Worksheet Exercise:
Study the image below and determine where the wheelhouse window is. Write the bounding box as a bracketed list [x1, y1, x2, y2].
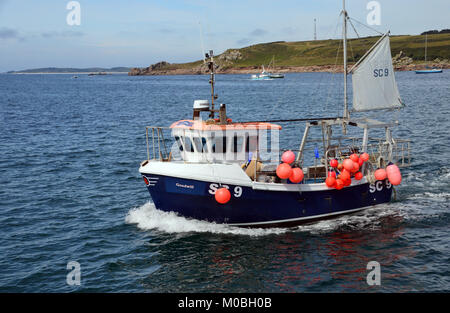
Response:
[192, 137, 208, 153]
[174, 136, 184, 151]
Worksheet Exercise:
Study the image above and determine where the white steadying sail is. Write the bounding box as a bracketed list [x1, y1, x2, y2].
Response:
[351, 34, 404, 112]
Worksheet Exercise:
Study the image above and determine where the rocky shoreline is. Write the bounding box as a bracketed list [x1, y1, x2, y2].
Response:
[129, 50, 449, 76]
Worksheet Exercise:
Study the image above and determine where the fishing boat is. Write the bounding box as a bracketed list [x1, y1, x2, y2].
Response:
[251, 65, 272, 80]
[251, 57, 285, 80]
[415, 34, 443, 74]
[139, 1, 411, 228]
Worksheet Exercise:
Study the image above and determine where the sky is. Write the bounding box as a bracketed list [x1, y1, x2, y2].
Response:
[0, 0, 449, 72]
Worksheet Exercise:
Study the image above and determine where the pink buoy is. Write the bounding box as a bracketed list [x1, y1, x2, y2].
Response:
[281, 150, 296, 164]
[374, 168, 387, 181]
[386, 164, 402, 185]
[343, 159, 354, 172]
[289, 168, 304, 183]
[276, 163, 293, 180]
[215, 187, 231, 204]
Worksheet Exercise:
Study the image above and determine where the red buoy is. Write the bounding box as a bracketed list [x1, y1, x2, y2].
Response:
[328, 171, 336, 178]
[354, 172, 363, 180]
[340, 170, 351, 182]
[281, 150, 296, 164]
[374, 168, 387, 181]
[276, 163, 293, 180]
[358, 158, 365, 166]
[343, 177, 352, 186]
[343, 159, 354, 172]
[360, 153, 369, 162]
[386, 164, 402, 185]
[335, 179, 344, 190]
[350, 154, 359, 163]
[330, 159, 338, 168]
[215, 187, 231, 204]
[351, 161, 360, 173]
[289, 168, 304, 183]
[325, 176, 336, 188]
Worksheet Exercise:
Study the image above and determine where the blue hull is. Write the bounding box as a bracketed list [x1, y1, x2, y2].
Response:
[142, 174, 393, 227]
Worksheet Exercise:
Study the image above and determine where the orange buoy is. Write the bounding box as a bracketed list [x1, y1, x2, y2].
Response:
[343, 159, 354, 172]
[281, 150, 296, 164]
[289, 168, 304, 183]
[386, 164, 402, 185]
[337, 163, 343, 171]
[215, 187, 231, 204]
[360, 152, 369, 162]
[350, 154, 359, 163]
[335, 179, 344, 190]
[276, 163, 293, 180]
[325, 176, 336, 188]
[330, 159, 338, 168]
[354, 172, 363, 180]
[374, 168, 387, 181]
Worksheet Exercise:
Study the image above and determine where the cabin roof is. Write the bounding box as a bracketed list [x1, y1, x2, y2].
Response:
[170, 120, 282, 131]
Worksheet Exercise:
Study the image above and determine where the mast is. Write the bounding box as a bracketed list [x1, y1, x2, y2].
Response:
[206, 50, 217, 118]
[342, 0, 349, 121]
[314, 18, 317, 41]
[425, 33, 428, 63]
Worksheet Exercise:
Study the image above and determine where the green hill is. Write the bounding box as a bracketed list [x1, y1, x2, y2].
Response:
[227, 33, 450, 68]
[130, 33, 450, 75]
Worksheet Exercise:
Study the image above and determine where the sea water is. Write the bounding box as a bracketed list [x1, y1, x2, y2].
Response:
[0, 71, 449, 292]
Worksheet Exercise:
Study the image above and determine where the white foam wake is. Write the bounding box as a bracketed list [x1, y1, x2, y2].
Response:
[125, 202, 410, 236]
[125, 202, 289, 236]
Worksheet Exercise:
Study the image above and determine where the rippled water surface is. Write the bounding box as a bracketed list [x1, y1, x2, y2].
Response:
[0, 71, 449, 292]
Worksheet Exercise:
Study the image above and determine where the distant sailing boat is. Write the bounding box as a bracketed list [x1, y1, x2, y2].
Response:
[267, 56, 284, 79]
[415, 34, 443, 74]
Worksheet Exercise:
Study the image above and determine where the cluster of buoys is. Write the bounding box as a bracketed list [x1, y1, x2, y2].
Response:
[276, 150, 304, 183]
[326, 152, 402, 189]
[373, 164, 402, 185]
[326, 153, 369, 189]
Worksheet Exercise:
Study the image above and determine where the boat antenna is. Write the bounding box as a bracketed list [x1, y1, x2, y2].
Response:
[205, 50, 218, 118]
[198, 21, 206, 63]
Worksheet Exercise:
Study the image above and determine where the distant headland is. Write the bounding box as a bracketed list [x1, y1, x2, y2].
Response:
[7, 67, 131, 74]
